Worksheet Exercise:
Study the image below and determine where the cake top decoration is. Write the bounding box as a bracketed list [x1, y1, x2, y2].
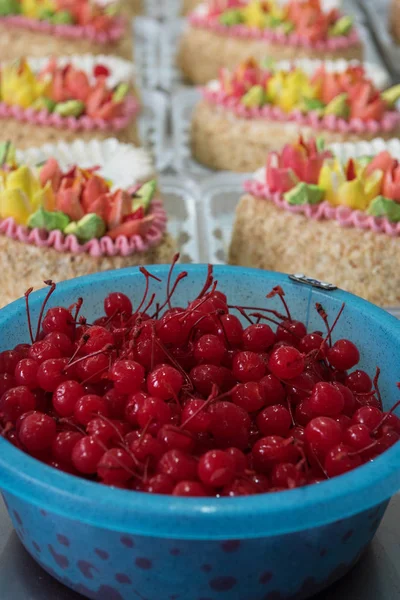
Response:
[191, 0, 357, 46]
[0, 141, 158, 242]
[255, 136, 400, 222]
[205, 59, 400, 123]
[0, 0, 121, 28]
[0, 57, 135, 121]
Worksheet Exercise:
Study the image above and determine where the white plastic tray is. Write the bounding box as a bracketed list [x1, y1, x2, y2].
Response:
[364, 0, 400, 76]
[159, 174, 203, 263]
[138, 89, 172, 172]
[144, 0, 182, 19]
[159, 18, 392, 93]
[133, 17, 162, 89]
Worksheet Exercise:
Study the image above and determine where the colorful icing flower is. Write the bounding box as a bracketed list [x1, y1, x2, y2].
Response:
[0, 165, 55, 224]
[318, 158, 383, 210]
[0, 59, 51, 109]
[0, 57, 131, 121]
[266, 68, 319, 112]
[0, 145, 157, 242]
[21, 0, 57, 19]
[267, 137, 331, 194]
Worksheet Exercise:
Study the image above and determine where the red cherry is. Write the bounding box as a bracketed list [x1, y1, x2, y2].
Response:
[172, 481, 208, 496]
[19, 412, 56, 453]
[72, 436, 105, 474]
[147, 365, 183, 400]
[327, 340, 360, 371]
[0, 386, 36, 423]
[308, 382, 344, 417]
[232, 351, 266, 383]
[198, 449, 235, 487]
[324, 443, 362, 477]
[252, 436, 298, 473]
[256, 405, 292, 437]
[243, 324, 275, 352]
[268, 346, 304, 380]
[305, 417, 343, 458]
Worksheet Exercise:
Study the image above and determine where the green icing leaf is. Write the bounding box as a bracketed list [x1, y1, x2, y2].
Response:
[132, 180, 156, 213]
[242, 85, 266, 107]
[0, 0, 20, 16]
[112, 83, 130, 103]
[284, 182, 324, 206]
[0, 141, 16, 167]
[301, 97, 326, 113]
[38, 8, 55, 20]
[367, 196, 400, 222]
[328, 15, 353, 37]
[316, 137, 326, 152]
[324, 93, 350, 119]
[51, 10, 74, 24]
[28, 207, 70, 232]
[357, 155, 375, 169]
[219, 9, 243, 26]
[64, 213, 106, 242]
[31, 96, 56, 113]
[54, 100, 85, 117]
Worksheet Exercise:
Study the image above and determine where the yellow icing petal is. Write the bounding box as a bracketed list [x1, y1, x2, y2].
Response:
[318, 160, 346, 206]
[0, 189, 32, 225]
[6, 165, 41, 200]
[337, 180, 369, 210]
[31, 181, 56, 212]
[364, 170, 383, 203]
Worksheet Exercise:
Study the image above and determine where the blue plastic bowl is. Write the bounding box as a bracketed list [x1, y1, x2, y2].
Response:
[0, 265, 400, 600]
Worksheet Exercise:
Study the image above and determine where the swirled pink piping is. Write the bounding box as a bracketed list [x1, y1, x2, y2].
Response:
[202, 87, 400, 134]
[189, 12, 360, 50]
[244, 179, 400, 237]
[0, 14, 125, 43]
[0, 199, 167, 258]
[0, 96, 139, 132]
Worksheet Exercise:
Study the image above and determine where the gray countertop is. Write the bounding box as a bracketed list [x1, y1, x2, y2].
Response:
[0, 496, 400, 600]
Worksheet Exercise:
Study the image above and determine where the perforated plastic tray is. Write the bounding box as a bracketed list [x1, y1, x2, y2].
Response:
[363, 0, 400, 76]
[138, 89, 172, 172]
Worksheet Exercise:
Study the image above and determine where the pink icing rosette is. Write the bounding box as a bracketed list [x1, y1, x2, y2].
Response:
[0, 96, 139, 132]
[189, 12, 360, 50]
[244, 179, 400, 237]
[202, 87, 400, 135]
[0, 199, 168, 258]
[0, 15, 125, 43]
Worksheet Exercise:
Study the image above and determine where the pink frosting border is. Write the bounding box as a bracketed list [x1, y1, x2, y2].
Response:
[0, 14, 125, 43]
[244, 179, 400, 237]
[202, 87, 400, 134]
[0, 199, 168, 258]
[189, 12, 360, 50]
[0, 96, 139, 132]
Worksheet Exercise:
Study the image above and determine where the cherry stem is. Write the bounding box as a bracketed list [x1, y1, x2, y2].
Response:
[154, 337, 193, 391]
[63, 344, 113, 372]
[180, 384, 239, 429]
[372, 398, 400, 435]
[196, 264, 214, 300]
[323, 302, 345, 350]
[24, 287, 34, 344]
[228, 305, 286, 320]
[166, 253, 180, 310]
[373, 367, 383, 411]
[35, 280, 56, 341]
[156, 271, 188, 315]
[267, 286, 291, 321]
[231, 305, 253, 325]
[316, 303, 332, 347]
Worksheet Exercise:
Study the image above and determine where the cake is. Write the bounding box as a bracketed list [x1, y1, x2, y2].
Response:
[390, 0, 400, 42]
[0, 139, 176, 307]
[0, 55, 140, 149]
[0, 0, 133, 61]
[191, 58, 399, 172]
[229, 135, 400, 306]
[182, 0, 202, 15]
[178, 0, 363, 85]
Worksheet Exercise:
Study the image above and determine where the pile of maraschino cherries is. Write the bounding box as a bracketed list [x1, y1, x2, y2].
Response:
[0, 261, 399, 497]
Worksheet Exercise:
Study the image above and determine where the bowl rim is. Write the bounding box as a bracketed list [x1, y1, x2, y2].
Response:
[0, 264, 400, 540]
